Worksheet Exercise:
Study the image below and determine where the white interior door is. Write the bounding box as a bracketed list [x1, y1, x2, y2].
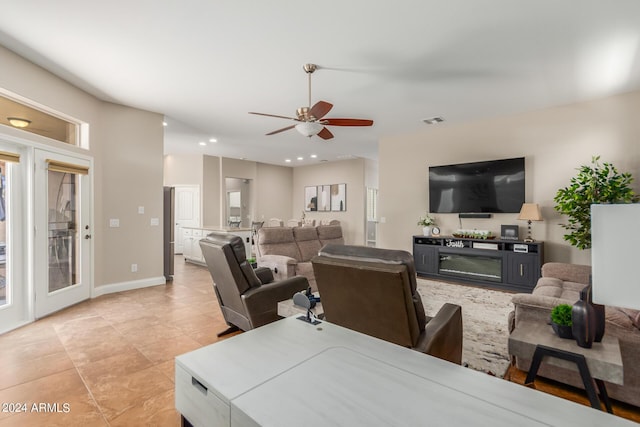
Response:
[34, 149, 92, 318]
[174, 185, 200, 254]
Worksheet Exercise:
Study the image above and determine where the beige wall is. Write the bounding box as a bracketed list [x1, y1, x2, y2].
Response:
[1, 44, 165, 289]
[255, 162, 293, 223]
[165, 155, 294, 227]
[203, 155, 220, 227]
[97, 102, 164, 284]
[292, 159, 366, 245]
[163, 153, 204, 186]
[379, 90, 640, 265]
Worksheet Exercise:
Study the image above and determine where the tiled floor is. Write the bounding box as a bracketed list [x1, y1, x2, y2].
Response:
[0, 256, 231, 426]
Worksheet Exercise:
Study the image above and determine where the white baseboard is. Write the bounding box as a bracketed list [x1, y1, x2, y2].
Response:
[92, 276, 166, 297]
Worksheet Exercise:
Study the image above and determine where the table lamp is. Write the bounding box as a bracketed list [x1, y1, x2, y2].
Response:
[591, 203, 640, 311]
[517, 203, 543, 242]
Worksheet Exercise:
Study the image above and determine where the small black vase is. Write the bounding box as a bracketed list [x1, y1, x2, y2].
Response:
[572, 299, 595, 348]
[551, 322, 573, 339]
[582, 282, 605, 342]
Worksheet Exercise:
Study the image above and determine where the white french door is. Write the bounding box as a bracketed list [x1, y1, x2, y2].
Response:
[34, 149, 92, 318]
[0, 142, 26, 334]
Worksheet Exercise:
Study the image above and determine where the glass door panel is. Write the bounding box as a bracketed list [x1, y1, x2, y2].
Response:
[48, 170, 79, 292]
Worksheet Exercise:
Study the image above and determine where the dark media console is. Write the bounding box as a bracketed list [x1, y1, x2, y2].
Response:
[413, 236, 544, 293]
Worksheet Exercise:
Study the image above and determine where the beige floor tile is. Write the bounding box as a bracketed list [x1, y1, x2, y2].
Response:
[0, 369, 93, 421]
[86, 365, 174, 420]
[108, 388, 179, 427]
[76, 349, 154, 387]
[0, 349, 76, 390]
[136, 334, 203, 364]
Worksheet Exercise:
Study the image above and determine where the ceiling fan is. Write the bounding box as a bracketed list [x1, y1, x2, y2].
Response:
[249, 63, 373, 140]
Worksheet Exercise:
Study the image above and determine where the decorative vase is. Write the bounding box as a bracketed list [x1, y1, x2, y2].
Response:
[551, 322, 573, 339]
[422, 226, 431, 236]
[581, 283, 605, 342]
[572, 299, 595, 348]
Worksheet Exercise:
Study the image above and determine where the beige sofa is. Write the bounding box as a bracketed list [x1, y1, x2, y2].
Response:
[509, 262, 640, 407]
[255, 225, 344, 291]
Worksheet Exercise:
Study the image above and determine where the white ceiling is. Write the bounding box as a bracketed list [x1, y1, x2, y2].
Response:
[1, 1, 639, 167]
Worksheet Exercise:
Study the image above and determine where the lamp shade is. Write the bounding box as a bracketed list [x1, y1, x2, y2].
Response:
[591, 203, 640, 310]
[295, 122, 323, 137]
[517, 203, 542, 221]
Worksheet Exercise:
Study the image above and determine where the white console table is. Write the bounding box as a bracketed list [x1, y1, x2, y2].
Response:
[175, 316, 634, 427]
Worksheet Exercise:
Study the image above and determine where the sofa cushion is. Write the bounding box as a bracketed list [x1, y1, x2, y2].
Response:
[533, 277, 582, 301]
[258, 227, 302, 261]
[293, 226, 322, 262]
[541, 262, 591, 284]
[606, 307, 636, 330]
[317, 224, 344, 246]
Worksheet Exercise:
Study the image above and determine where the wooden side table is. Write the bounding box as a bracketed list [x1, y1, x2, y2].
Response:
[509, 322, 623, 413]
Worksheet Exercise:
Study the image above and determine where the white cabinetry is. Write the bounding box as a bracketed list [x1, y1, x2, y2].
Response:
[182, 228, 205, 264]
[183, 227, 252, 265]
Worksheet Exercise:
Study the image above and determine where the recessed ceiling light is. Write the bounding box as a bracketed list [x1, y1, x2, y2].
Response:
[209, 138, 218, 143]
[198, 141, 207, 146]
[285, 159, 292, 163]
[297, 156, 304, 161]
[422, 116, 445, 125]
[310, 154, 317, 158]
[162, 121, 168, 126]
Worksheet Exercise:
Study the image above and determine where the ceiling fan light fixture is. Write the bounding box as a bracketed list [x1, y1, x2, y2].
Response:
[7, 117, 31, 128]
[295, 122, 323, 137]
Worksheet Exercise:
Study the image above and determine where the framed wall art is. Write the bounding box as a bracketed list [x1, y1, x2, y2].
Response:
[331, 183, 347, 212]
[317, 185, 331, 211]
[305, 186, 318, 211]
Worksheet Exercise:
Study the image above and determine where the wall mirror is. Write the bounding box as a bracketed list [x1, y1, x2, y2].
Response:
[225, 177, 251, 228]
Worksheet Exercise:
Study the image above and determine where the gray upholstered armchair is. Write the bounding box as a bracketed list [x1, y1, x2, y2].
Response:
[311, 244, 463, 364]
[509, 262, 640, 407]
[200, 232, 309, 336]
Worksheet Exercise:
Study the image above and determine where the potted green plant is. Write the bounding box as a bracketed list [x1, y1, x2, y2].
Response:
[417, 214, 436, 236]
[550, 304, 573, 339]
[554, 156, 638, 250]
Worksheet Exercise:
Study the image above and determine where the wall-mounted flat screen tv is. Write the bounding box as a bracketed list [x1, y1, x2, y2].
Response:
[429, 157, 525, 213]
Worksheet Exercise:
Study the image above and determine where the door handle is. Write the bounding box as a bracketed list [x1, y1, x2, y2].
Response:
[84, 234, 92, 239]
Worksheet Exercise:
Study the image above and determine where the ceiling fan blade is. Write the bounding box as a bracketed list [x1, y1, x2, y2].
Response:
[323, 118, 374, 127]
[309, 101, 333, 120]
[249, 112, 297, 120]
[317, 127, 334, 140]
[266, 125, 296, 135]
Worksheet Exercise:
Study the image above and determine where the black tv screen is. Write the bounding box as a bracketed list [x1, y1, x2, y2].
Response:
[429, 157, 525, 213]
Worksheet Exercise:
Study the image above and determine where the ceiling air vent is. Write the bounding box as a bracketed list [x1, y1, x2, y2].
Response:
[422, 117, 445, 125]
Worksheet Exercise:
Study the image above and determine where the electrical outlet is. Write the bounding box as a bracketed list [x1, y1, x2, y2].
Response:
[150, 217, 159, 226]
[138, 206, 145, 214]
[109, 219, 120, 227]
[131, 264, 138, 272]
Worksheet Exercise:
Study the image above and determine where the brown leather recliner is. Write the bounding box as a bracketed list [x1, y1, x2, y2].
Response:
[312, 244, 463, 364]
[200, 232, 309, 336]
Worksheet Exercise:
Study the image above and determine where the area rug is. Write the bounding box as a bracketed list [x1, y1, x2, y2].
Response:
[416, 278, 514, 376]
